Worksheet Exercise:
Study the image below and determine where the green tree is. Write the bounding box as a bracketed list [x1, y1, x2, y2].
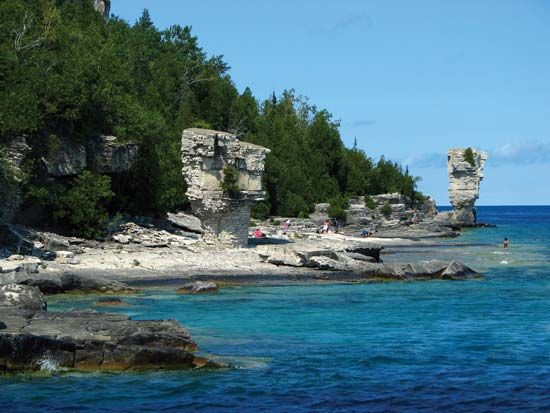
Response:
[222, 166, 240, 196]
[463, 147, 476, 166]
[380, 202, 392, 219]
[364, 195, 377, 210]
[54, 171, 114, 238]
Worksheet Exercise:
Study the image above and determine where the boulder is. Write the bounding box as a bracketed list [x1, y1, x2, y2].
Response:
[113, 234, 131, 244]
[441, 260, 479, 280]
[176, 281, 218, 295]
[403, 260, 449, 278]
[0, 284, 46, 312]
[167, 212, 203, 233]
[257, 246, 304, 266]
[307, 256, 349, 272]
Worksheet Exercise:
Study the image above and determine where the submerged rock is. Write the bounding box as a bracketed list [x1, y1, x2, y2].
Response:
[177, 281, 219, 295]
[95, 297, 128, 307]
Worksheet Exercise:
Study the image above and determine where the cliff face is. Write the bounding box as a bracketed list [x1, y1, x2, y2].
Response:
[447, 148, 488, 225]
[181, 128, 270, 246]
[0, 137, 30, 225]
[0, 134, 137, 227]
[43, 135, 138, 177]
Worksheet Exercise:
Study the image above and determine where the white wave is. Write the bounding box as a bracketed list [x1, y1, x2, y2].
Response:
[39, 356, 60, 373]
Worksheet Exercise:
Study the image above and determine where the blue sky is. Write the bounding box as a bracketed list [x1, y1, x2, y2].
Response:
[112, 0, 550, 205]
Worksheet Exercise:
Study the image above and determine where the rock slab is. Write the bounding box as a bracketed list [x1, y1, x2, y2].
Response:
[0, 285, 224, 374]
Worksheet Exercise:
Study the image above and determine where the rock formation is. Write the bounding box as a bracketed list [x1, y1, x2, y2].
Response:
[447, 148, 488, 225]
[0, 284, 224, 373]
[310, 193, 439, 227]
[181, 128, 270, 246]
[256, 242, 480, 281]
[92, 0, 110, 18]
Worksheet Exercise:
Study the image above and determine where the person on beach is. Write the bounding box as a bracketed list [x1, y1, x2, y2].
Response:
[253, 228, 267, 239]
[503, 237, 509, 249]
[361, 229, 370, 238]
[283, 219, 291, 230]
[322, 220, 329, 234]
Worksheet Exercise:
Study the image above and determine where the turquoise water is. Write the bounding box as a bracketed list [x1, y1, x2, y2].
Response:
[1, 206, 549, 412]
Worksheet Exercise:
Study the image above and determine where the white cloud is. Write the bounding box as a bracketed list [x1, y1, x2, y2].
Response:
[491, 141, 550, 165]
[403, 140, 550, 168]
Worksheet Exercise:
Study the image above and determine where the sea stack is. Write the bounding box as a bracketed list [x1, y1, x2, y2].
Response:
[181, 128, 270, 246]
[447, 148, 488, 225]
[92, 0, 110, 19]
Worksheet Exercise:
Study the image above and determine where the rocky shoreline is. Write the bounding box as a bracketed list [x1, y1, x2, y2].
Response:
[0, 215, 484, 375]
[0, 284, 225, 374]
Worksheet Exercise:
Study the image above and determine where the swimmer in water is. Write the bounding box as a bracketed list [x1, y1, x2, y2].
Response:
[503, 237, 509, 249]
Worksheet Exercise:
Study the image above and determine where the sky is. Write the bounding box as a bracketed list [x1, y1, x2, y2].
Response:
[112, 0, 550, 205]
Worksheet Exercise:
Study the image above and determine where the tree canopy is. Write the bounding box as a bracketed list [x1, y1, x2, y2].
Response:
[0, 0, 422, 235]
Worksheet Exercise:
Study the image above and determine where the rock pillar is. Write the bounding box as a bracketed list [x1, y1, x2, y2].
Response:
[181, 128, 270, 246]
[447, 148, 488, 225]
[93, 0, 110, 18]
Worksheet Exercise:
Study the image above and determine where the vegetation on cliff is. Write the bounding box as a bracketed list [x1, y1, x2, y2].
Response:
[463, 147, 476, 167]
[0, 0, 421, 235]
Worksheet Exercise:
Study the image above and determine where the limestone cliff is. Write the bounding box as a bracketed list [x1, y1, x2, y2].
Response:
[447, 148, 488, 225]
[0, 134, 137, 227]
[0, 137, 30, 225]
[43, 135, 138, 177]
[181, 128, 270, 246]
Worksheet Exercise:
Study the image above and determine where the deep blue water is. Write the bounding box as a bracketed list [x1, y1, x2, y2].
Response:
[1, 206, 549, 412]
